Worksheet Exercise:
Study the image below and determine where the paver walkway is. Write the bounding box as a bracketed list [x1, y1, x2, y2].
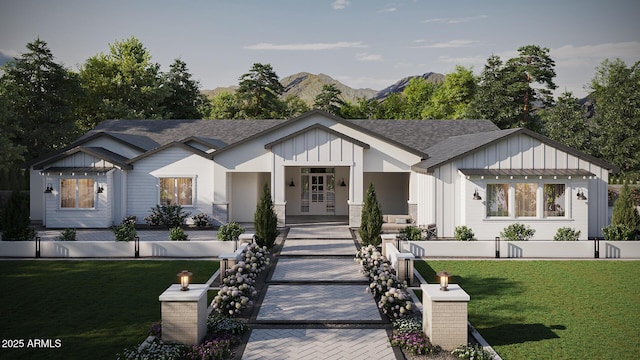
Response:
[240, 224, 398, 360]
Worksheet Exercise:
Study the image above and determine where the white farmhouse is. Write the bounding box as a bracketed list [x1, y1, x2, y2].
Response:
[29, 110, 616, 240]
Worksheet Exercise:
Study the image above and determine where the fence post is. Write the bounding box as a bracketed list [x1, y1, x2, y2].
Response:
[495, 237, 500, 258]
[35, 236, 41, 258]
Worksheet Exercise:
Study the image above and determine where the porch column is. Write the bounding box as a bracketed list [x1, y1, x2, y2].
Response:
[212, 163, 229, 226]
[271, 153, 286, 227]
[349, 146, 364, 227]
[408, 171, 418, 223]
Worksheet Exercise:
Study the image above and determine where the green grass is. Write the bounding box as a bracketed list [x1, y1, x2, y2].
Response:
[0, 260, 218, 360]
[416, 260, 640, 359]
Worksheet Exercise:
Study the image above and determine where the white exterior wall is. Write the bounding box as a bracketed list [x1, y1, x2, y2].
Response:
[128, 147, 214, 224]
[429, 134, 609, 239]
[363, 172, 410, 215]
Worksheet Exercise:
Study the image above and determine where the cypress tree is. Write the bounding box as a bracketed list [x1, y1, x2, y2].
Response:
[254, 183, 279, 248]
[611, 182, 640, 238]
[360, 183, 382, 246]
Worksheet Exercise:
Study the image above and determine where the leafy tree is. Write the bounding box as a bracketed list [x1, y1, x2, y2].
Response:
[589, 59, 640, 172]
[0, 95, 26, 171]
[505, 45, 557, 130]
[236, 63, 285, 119]
[282, 94, 310, 119]
[208, 91, 240, 119]
[162, 58, 210, 119]
[423, 66, 476, 119]
[403, 78, 437, 119]
[469, 45, 557, 130]
[77, 36, 168, 130]
[254, 183, 279, 248]
[0, 38, 81, 161]
[359, 183, 382, 246]
[376, 93, 406, 119]
[468, 55, 520, 129]
[610, 182, 640, 239]
[341, 98, 380, 119]
[541, 91, 592, 153]
[0, 190, 36, 240]
[313, 84, 345, 116]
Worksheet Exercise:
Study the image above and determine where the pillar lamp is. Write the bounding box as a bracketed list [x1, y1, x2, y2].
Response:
[437, 271, 451, 291]
[178, 270, 192, 291]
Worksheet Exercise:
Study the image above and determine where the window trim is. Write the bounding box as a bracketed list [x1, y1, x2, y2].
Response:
[483, 180, 569, 220]
[158, 176, 196, 207]
[59, 178, 96, 210]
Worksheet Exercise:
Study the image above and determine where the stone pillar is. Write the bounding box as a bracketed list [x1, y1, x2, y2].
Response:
[159, 284, 209, 346]
[348, 202, 362, 228]
[274, 202, 286, 227]
[421, 284, 470, 350]
[212, 202, 228, 226]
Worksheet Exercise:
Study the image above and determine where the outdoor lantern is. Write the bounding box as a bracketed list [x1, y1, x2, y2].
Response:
[289, 178, 295, 187]
[437, 271, 451, 291]
[577, 190, 587, 200]
[44, 183, 53, 193]
[340, 178, 347, 187]
[473, 189, 482, 200]
[178, 270, 192, 291]
[96, 184, 104, 194]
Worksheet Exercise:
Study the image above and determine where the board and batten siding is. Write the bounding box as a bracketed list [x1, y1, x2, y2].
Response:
[127, 147, 214, 224]
[428, 133, 609, 239]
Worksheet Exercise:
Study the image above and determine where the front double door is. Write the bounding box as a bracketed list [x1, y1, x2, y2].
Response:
[301, 169, 335, 215]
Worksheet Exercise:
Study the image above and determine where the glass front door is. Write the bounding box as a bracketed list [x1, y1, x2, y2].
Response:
[300, 168, 335, 214]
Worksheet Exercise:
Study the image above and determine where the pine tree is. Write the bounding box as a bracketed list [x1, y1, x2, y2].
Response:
[360, 183, 382, 246]
[254, 183, 280, 248]
[611, 182, 640, 238]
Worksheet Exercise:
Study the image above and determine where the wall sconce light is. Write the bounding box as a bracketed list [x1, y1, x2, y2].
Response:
[96, 185, 104, 194]
[178, 270, 192, 291]
[289, 178, 295, 187]
[437, 270, 451, 291]
[44, 183, 53, 193]
[340, 178, 346, 187]
[577, 190, 587, 200]
[473, 189, 482, 200]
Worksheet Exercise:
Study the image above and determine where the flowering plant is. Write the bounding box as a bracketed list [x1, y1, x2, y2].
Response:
[207, 312, 248, 336]
[116, 338, 184, 360]
[212, 242, 270, 316]
[184, 335, 232, 360]
[192, 213, 212, 227]
[451, 343, 493, 360]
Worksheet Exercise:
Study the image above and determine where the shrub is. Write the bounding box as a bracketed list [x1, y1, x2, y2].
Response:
[400, 225, 422, 241]
[217, 222, 245, 241]
[116, 338, 185, 360]
[391, 330, 436, 356]
[112, 223, 137, 242]
[253, 183, 279, 248]
[602, 224, 636, 240]
[192, 213, 211, 227]
[0, 190, 36, 241]
[57, 228, 77, 241]
[145, 204, 191, 228]
[184, 335, 233, 360]
[500, 223, 535, 241]
[554, 227, 581, 241]
[360, 183, 382, 246]
[169, 227, 188, 241]
[122, 215, 137, 225]
[454, 226, 475, 241]
[451, 344, 493, 360]
[207, 312, 249, 336]
[610, 182, 640, 238]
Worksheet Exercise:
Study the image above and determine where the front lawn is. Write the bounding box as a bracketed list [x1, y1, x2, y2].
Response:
[0, 260, 217, 360]
[416, 260, 640, 360]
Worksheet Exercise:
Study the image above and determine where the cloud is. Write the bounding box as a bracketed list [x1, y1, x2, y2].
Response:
[332, 0, 350, 10]
[413, 40, 480, 49]
[378, 7, 397, 13]
[245, 41, 367, 51]
[552, 41, 640, 67]
[333, 75, 395, 90]
[423, 15, 488, 24]
[356, 53, 383, 62]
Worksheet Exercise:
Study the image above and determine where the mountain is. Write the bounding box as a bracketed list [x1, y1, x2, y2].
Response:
[374, 72, 445, 99]
[202, 71, 446, 105]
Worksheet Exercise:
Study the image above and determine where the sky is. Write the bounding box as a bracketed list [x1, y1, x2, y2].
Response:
[1, 0, 639, 98]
